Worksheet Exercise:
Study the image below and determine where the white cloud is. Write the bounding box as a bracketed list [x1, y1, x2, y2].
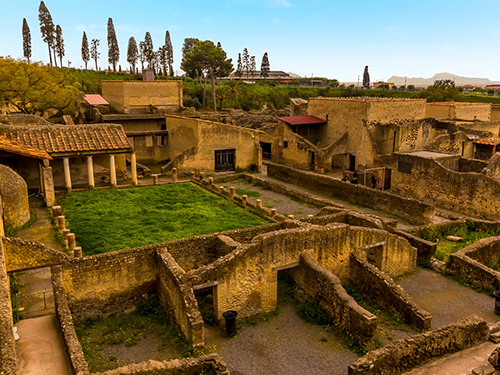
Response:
[266, 0, 291, 7]
[273, 18, 280, 24]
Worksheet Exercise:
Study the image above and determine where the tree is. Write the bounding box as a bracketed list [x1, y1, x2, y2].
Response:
[158, 46, 167, 75]
[181, 39, 233, 111]
[363, 66, 370, 89]
[182, 38, 197, 59]
[143, 32, 155, 68]
[126, 37, 138, 73]
[217, 42, 222, 48]
[90, 39, 100, 71]
[165, 31, 174, 76]
[38, 1, 55, 66]
[236, 53, 242, 80]
[242, 48, 249, 79]
[0, 58, 80, 115]
[81, 32, 90, 69]
[107, 18, 120, 71]
[139, 41, 146, 70]
[250, 56, 256, 79]
[329, 79, 339, 88]
[260, 52, 270, 83]
[421, 79, 460, 102]
[22, 18, 32, 64]
[55, 25, 64, 68]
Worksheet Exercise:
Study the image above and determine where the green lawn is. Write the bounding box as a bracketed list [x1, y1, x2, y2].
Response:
[59, 183, 270, 255]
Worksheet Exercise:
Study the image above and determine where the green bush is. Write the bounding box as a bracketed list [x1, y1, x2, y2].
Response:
[297, 299, 331, 325]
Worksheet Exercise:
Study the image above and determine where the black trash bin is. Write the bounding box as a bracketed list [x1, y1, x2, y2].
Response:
[222, 310, 238, 337]
[494, 291, 500, 315]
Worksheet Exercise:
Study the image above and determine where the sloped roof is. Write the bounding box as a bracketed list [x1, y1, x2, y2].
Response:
[278, 116, 326, 125]
[84, 94, 109, 106]
[0, 124, 132, 155]
[474, 138, 500, 146]
[0, 136, 52, 159]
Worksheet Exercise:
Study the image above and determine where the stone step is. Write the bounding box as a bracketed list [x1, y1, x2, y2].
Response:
[490, 331, 500, 343]
[489, 322, 500, 334]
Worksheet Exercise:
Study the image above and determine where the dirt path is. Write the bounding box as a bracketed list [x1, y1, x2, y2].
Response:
[15, 315, 72, 375]
[16, 206, 64, 252]
[204, 302, 359, 375]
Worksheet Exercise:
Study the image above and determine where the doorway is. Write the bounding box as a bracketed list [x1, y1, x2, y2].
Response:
[349, 154, 356, 172]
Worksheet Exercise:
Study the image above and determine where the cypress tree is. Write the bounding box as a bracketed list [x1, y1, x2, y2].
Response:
[260, 52, 270, 83]
[22, 18, 32, 64]
[143, 32, 154, 68]
[90, 39, 100, 71]
[139, 41, 146, 70]
[250, 56, 256, 79]
[107, 18, 120, 71]
[38, 1, 54, 66]
[81, 31, 90, 69]
[165, 31, 174, 76]
[242, 48, 249, 79]
[127, 37, 138, 74]
[55, 25, 65, 68]
[363, 66, 370, 89]
[236, 53, 242, 80]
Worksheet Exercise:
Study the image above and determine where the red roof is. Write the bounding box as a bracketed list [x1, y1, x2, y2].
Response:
[485, 85, 500, 89]
[0, 135, 52, 160]
[85, 94, 109, 106]
[278, 116, 326, 125]
[474, 138, 500, 146]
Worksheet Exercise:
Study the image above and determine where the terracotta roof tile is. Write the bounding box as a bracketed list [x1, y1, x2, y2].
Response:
[0, 136, 52, 159]
[0, 124, 132, 155]
[278, 116, 326, 125]
[475, 138, 500, 146]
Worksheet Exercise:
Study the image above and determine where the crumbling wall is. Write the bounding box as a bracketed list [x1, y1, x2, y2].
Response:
[449, 237, 500, 291]
[424, 131, 470, 155]
[94, 354, 230, 375]
[266, 161, 434, 225]
[62, 247, 158, 321]
[157, 249, 204, 348]
[348, 315, 489, 375]
[0, 239, 17, 375]
[0, 164, 30, 228]
[349, 252, 431, 330]
[51, 265, 89, 375]
[482, 153, 500, 180]
[2, 237, 69, 272]
[291, 252, 377, 343]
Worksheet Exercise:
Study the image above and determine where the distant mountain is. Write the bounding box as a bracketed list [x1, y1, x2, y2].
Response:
[387, 72, 500, 88]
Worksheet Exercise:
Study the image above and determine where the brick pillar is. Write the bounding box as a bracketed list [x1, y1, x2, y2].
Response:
[41, 161, 56, 206]
[256, 199, 263, 209]
[172, 168, 178, 182]
[63, 157, 72, 192]
[199, 172, 204, 181]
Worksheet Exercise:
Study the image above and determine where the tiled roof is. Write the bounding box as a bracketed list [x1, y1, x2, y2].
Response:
[85, 94, 109, 106]
[0, 136, 52, 159]
[278, 116, 326, 125]
[0, 124, 132, 155]
[474, 138, 500, 146]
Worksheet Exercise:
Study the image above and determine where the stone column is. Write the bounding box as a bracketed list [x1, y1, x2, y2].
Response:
[41, 160, 56, 206]
[67, 233, 76, 252]
[172, 168, 178, 182]
[109, 154, 117, 188]
[131, 153, 138, 186]
[87, 156, 95, 189]
[63, 157, 72, 192]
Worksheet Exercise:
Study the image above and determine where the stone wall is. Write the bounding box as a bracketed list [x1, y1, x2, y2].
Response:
[449, 237, 500, 291]
[390, 228, 436, 259]
[102, 81, 183, 113]
[51, 265, 89, 375]
[0, 164, 30, 228]
[3, 237, 69, 272]
[0, 239, 18, 375]
[426, 102, 491, 121]
[349, 253, 431, 330]
[424, 131, 471, 156]
[459, 157, 488, 173]
[62, 247, 158, 321]
[383, 153, 500, 220]
[266, 162, 434, 225]
[348, 315, 489, 375]
[95, 354, 230, 375]
[157, 249, 204, 347]
[291, 252, 377, 343]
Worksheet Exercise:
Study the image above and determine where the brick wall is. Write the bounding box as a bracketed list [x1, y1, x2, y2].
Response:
[349, 252, 431, 330]
[291, 252, 377, 343]
[348, 315, 489, 375]
[266, 162, 434, 225]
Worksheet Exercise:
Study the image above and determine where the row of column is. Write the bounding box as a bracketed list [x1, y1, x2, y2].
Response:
[62, 153, 138, 192]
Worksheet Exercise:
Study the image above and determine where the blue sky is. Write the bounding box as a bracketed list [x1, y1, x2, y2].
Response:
[1, 0, 499, 82]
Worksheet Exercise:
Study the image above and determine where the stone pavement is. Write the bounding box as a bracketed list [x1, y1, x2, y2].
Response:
[15, 315, 72, 375]
[16, 205, 64, 252]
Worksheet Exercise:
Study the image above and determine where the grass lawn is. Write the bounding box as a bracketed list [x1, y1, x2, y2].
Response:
[59, 183, 270, 255]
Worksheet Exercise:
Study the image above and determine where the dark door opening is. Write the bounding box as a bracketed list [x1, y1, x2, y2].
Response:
[309, 151, 316, 170]
[349, 154, 356, 172]
[194, 287, 216, 326]
[215, 149, 235, 172]
[260, 142, 272, 160]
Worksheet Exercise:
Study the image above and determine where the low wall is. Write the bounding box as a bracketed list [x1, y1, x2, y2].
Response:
[350, 253, 431, 330]
[291, 252, 377, 343]
[266, 162, 434, 225]
[157, 250, 204, 348]
[0, 239, 17, 375]
[390, 229, 436, 259]
[51, 265, 89, 375]
[62, 246, 158, 321]
[449, 237, 500, 291]
[95, 353, 230, 375]
[348, 315, 489, 375]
